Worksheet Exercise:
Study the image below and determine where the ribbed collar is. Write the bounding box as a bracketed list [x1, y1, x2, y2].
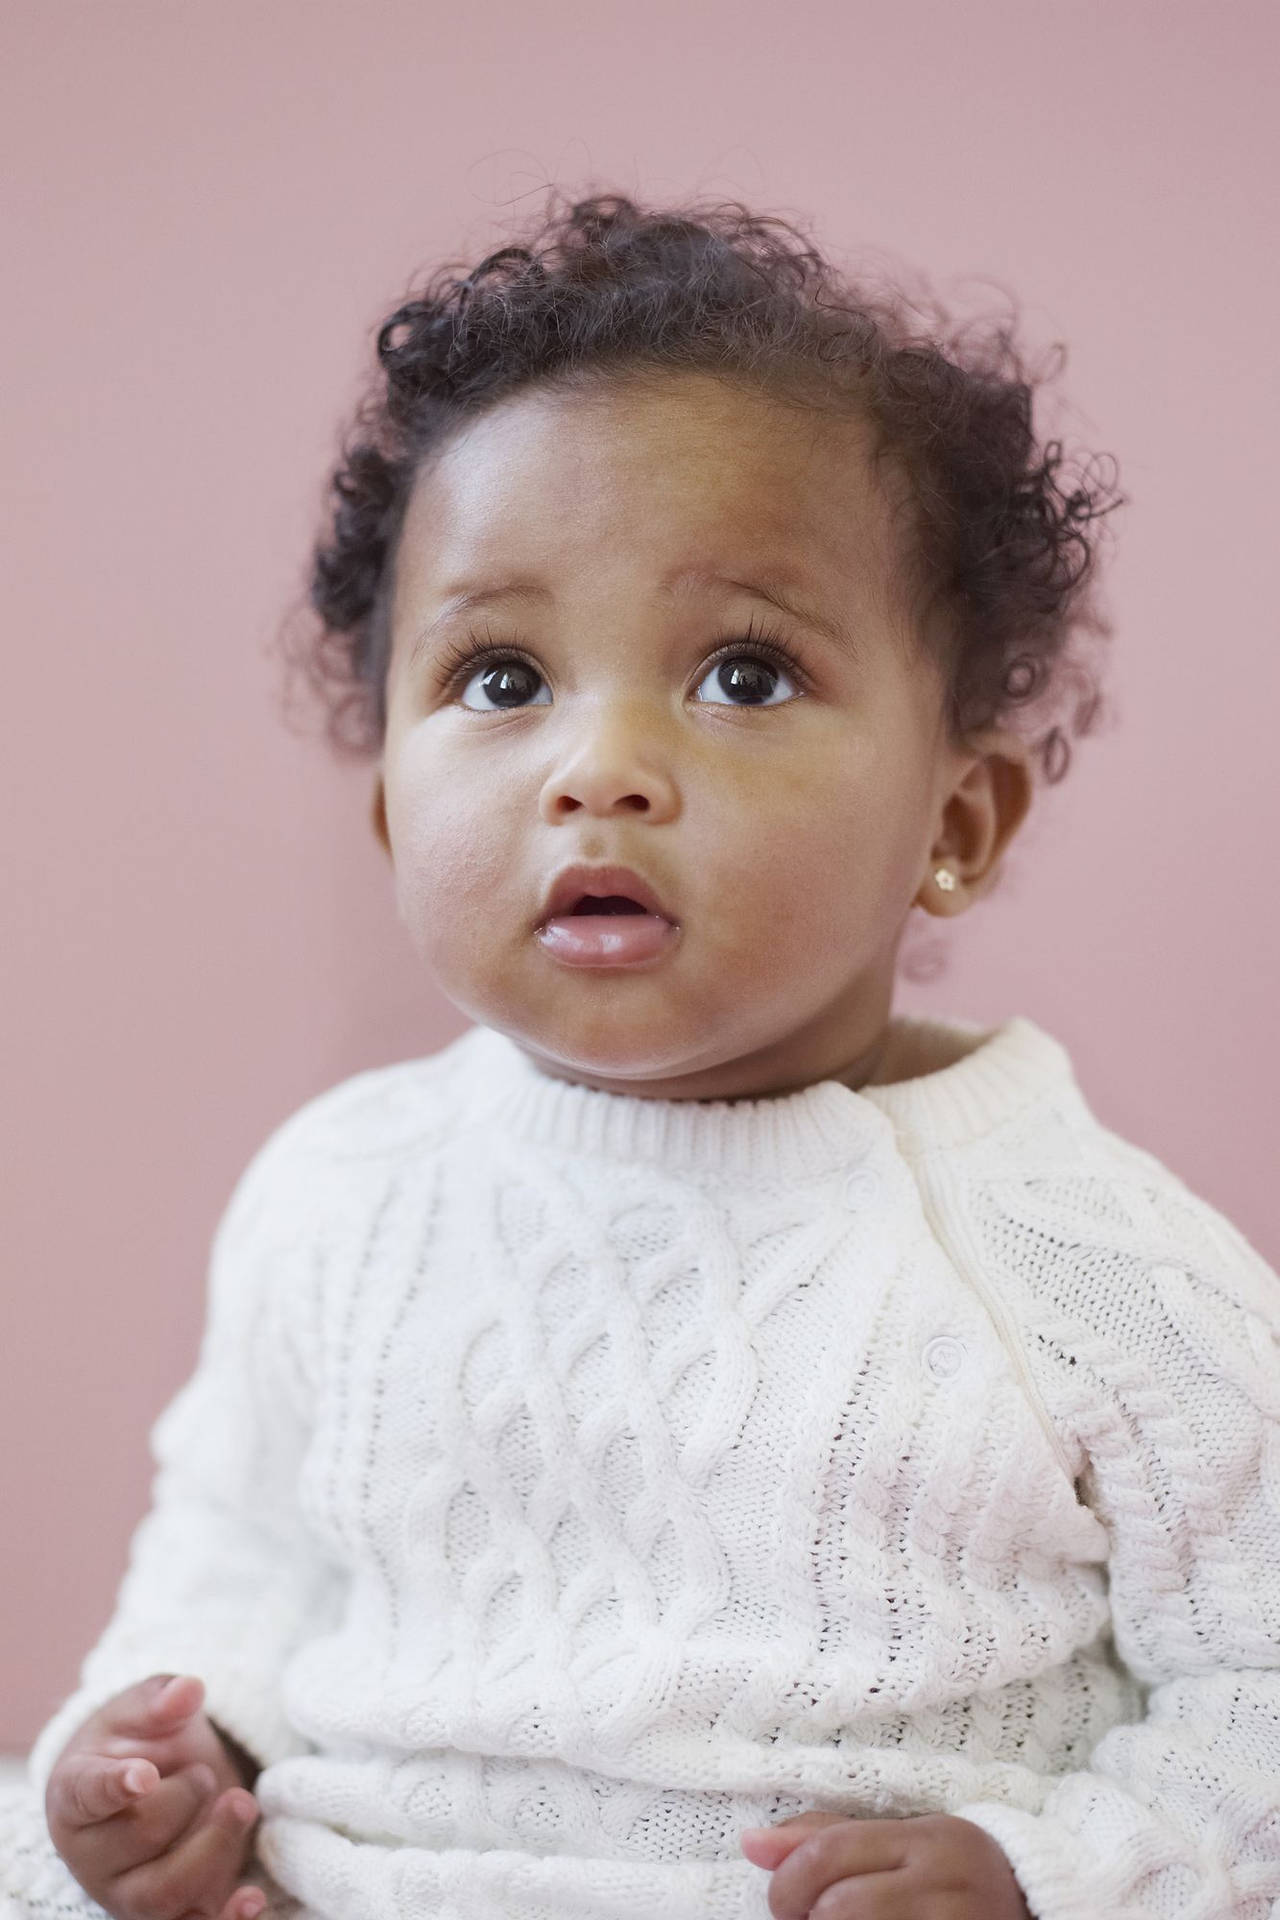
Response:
[861, 1014, 1076, 1153]
[453, 1013, 1077, 1183]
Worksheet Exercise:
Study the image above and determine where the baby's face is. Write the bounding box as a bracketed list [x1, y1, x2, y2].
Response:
[377, 371, 972, 1099]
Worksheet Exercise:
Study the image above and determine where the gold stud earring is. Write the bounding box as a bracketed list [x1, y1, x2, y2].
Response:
[934, 866, 958, 892]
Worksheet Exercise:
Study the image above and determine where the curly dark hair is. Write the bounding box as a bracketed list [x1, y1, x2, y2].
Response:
[281, 189, 1122, 780]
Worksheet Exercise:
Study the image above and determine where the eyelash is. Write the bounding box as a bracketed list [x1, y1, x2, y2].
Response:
[434, 615, 810, 701]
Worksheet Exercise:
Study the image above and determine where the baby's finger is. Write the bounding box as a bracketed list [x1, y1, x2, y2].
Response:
[209, 1883, 268, 1920]
[116, 1786, 259, 1920]
[741, 1812, 849, 1869]
[766, 1820, 906, 1920]
[103, 1673, 205, 1740]
[48, 1752, 161, 1829]
[75, 1763, 220, 1881]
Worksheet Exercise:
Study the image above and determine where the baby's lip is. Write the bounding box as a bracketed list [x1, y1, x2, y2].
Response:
[538, 863, 675, 926]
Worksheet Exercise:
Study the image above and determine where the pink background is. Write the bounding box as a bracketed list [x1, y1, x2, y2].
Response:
[3, 1, 1276, 1751]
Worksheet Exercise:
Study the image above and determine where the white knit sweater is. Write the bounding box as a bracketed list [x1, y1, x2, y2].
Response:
[5, 1014, 1279, 1920]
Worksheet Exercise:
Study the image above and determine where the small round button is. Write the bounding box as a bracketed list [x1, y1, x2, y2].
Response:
[1147, 1262, 1186, 1288]
[924, 1334, 966, 1380]
[843, 1167, 881, 1209]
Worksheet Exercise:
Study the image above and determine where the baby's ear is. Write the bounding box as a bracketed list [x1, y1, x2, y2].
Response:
[916, 732, 1033, 915]
[371, 773, 392, 857]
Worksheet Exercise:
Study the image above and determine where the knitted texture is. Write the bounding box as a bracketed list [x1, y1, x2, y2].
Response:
[6, 1015, 1278, 1920]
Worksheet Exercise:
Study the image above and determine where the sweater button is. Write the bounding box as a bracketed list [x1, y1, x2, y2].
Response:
[1147, 1262, 1186, 1287]
[924, 1334, 966, 1379]
[843, 1167, 881, 1209]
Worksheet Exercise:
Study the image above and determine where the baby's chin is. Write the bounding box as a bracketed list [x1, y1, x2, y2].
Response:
[500, 1025, 728, 1097]
[453, 997, 740, 1096]
[485, 1007, 825, 1105]
[433, 956, 819, 1099]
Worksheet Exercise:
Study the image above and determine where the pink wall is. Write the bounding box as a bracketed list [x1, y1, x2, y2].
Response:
[3, 0, 1276, 1750]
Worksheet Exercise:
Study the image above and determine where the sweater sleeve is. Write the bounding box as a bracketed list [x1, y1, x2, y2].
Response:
[949, 1165, 1280, 1920]
[25, 1111, 344, 1802]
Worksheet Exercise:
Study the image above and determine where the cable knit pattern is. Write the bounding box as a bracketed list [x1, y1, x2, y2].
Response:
[4, 1014, 1278, 1920]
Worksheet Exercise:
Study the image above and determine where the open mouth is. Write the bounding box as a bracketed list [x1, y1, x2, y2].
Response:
[538, 884, 678, 967]
[568, 895, 649, 915]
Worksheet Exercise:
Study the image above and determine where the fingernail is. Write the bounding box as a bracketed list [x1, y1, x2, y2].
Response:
[123, 1764, 150, 1795]
[241, 1895, 266, 1919]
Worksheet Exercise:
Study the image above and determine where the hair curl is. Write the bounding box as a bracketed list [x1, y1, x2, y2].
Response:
[281, 189, 1122, 779]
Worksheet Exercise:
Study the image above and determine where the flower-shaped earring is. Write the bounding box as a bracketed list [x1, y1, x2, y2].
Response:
[934, 866, 958, 892]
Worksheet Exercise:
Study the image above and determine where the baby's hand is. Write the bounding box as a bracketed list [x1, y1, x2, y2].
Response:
[45, 1672, 266, 1920]
[740, 1808, 1031, 1918]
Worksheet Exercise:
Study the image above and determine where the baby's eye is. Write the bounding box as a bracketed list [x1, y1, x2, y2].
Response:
[692, 652, 798, 707]
[458, 658, 552, 711]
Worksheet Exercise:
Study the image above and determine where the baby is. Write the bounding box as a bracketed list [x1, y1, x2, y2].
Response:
[7, 190, 1278, 1920]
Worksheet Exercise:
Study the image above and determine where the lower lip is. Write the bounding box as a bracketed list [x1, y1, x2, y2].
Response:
[537, 913, 679, 967]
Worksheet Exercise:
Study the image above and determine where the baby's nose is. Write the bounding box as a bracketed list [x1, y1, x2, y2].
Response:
[538, 715, 679, 822]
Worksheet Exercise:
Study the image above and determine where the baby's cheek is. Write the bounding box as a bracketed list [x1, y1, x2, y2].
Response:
[745, 796, 902, 955]
[389, 793, 513, 970]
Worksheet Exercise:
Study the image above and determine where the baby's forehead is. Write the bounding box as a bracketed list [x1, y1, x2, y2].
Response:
[398, 380, 903, 607]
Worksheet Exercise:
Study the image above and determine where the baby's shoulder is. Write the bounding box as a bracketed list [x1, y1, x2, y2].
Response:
[1077, 1118, 1279, 1325]
[216, 1024, 486, 1242]
[968, 1085, 1280, 1332]
[269, 1024, 483, 1161]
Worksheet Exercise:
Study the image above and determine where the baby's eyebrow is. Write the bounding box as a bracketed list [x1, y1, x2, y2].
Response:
[408, 578, 549, 666]
[663, 564, 856, 653]
[408, 566, 856, 665]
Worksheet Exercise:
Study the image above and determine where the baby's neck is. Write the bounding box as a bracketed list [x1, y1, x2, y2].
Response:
[859, 1014, 985, 1090]
[515, 1011, 984, 1106]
